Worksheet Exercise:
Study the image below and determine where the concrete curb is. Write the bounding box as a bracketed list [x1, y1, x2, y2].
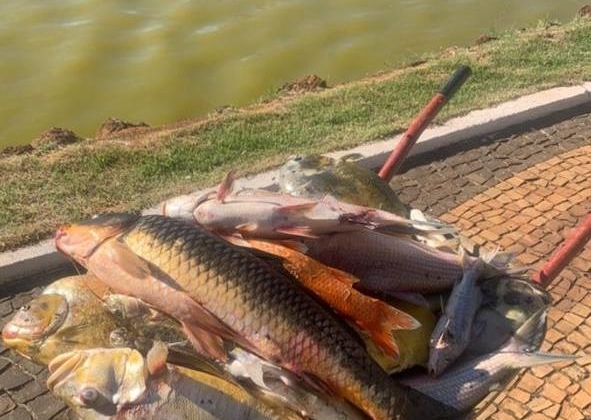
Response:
[1, 83, 590, 288]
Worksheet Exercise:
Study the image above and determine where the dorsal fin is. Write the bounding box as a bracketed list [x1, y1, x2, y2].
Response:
[216, 170, 237, 202]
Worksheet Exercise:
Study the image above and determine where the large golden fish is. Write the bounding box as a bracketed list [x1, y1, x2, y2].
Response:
[2, 275, 117, 365]
[55, 213, 460, 420]
[3, 275, 358, 420]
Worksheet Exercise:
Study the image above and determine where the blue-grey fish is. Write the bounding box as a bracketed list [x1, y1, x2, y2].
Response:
[401, 307, 577, 412]
[428, 255, 484, 376]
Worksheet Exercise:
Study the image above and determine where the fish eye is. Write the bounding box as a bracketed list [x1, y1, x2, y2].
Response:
[79, 387, 99, 405]
[19, 305, 31, 312]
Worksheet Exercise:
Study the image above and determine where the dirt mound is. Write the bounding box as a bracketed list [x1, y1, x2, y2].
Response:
[31, 127, 83, 149]
[278, 75, 328, 95]
[96, 117, 150, 139]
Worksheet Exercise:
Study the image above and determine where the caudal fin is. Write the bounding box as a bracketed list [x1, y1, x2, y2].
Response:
[508, 351, 579, 369]
[501, 306, 578, 370]
[362, 299, 421, 357]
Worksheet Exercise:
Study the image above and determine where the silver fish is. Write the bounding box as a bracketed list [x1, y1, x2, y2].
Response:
[303, 230, 507, 297]
[162, 172, 447, 239]
[401, 307, 577, 412]
[428, 256, 484, 376]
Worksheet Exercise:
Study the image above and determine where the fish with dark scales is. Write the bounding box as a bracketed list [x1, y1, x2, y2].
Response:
[55, 213, 461, 420]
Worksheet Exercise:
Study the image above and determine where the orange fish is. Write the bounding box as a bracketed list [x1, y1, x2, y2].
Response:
[228, 237, 420, 358]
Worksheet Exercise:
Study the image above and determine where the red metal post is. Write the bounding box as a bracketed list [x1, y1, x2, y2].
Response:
[532, 213, 591, 288]
[378, 65, 472, 182]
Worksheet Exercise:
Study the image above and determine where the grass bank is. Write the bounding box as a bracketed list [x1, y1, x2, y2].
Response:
[1, 18, 591, 252]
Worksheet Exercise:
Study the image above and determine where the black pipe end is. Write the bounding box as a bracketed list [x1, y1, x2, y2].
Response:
[438, 65, 472, 98]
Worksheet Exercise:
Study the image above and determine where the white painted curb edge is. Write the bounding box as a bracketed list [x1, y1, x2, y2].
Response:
[1, 83, 590, 287]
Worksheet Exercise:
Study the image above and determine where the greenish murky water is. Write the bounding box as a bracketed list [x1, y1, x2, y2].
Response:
[0, 0, 586, 147]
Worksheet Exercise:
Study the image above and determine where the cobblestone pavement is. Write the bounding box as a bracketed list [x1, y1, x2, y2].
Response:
[1, 106, 590, 419]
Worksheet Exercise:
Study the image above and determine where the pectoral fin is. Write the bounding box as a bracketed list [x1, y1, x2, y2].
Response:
[88, 239, 260, 364]
[274, 226, 318, 238]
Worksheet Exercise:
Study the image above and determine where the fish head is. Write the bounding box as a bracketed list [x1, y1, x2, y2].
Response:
[428, 329, 457, 376]
[55, 213, 139, 265]
[283, 155, 335, 174]
[279, 154, 336, 195]
[2, 294, 69, 359]
[480, 277, 551, 328]
[161, 194, 202, 220]
[47, 347, 149, 416]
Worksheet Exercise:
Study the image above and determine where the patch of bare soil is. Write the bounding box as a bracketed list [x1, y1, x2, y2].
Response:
[277, 74, 328, 95]
[31, 127, 83, 148]
[95, 117, 150, 140]
[578, 5, 591, 17]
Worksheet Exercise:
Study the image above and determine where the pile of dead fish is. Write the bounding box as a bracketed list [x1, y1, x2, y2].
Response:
[2, 154, 578, 420]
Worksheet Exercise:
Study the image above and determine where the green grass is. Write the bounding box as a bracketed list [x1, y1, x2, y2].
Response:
[1, 18, 591, 252]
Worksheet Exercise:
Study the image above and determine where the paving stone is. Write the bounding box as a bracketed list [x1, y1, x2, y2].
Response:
[0, 357, 11, 372]
[508, 388, 531, 404]
[0, 366, 32, 391]
[548, 373, 573, 391]
[567, 286, 588, 302]
[567, 382, 582, 396]
[0, 394, 15, 416]
[501, 397, 529, 418]
[580, 379, 591, 396]
[10, 378, 48, 404]
[558, 404, 585, 420]
[529, 397, 554, 413]
[518, 373, 545, 393]
[26, 393, 67, 420]
[553, 319, 577, 335]
[532, 364, 557, 380]
[542, 404, 560, 419]
[562, 313, 585, 328]
[570, 390, 591, 411]
[12, 357, 44, 376]
[4, 406, 33, 420]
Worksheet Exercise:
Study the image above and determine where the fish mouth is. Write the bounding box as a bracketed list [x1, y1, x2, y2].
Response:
[2, 295, 69, 344]
[1, 322, 42, 342]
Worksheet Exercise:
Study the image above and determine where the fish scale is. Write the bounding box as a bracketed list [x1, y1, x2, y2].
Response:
[110, 214, 458, 420]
